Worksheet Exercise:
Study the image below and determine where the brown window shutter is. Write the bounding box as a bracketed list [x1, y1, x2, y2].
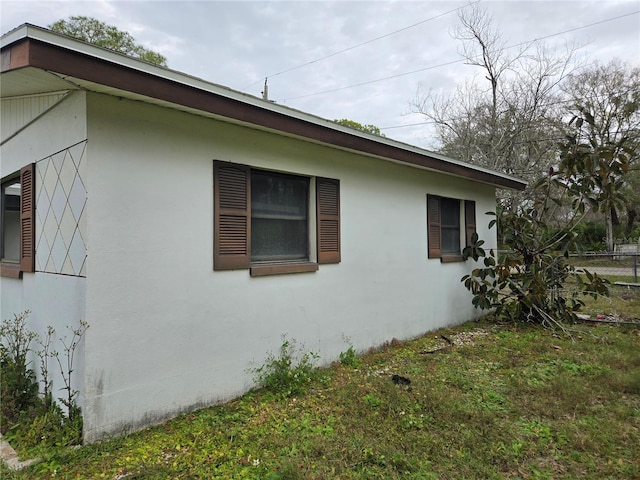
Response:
[427, 194, 441, 258]
[214, 161, 250, 270]
[316, 177, 340, 264]
[465, 200, 476, 247]
[19, 163, 35, 272]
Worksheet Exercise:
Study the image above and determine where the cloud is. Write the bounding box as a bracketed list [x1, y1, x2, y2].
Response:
[1, 0, 638, 147]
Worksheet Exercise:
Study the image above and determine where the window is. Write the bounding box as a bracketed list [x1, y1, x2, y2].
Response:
[440, 198, 460, 255]
[1, 164, 35, 278]
[427, 194, 476, 262]
[251, 171, 309, 262]
[213, 161, 340, 275]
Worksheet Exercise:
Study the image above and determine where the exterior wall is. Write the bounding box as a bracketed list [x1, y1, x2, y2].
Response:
[83, 93, 498, 441]
[1, 91, 88, 407]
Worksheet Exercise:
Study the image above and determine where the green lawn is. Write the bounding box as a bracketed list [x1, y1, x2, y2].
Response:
[570, 276, 640, 321]
[3, 319, 639, 479]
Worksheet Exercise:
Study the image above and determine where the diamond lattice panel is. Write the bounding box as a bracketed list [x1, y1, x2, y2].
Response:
[34, 141, 87, 277]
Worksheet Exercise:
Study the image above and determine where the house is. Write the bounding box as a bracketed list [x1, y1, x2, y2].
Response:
[1, 24, 526, 442]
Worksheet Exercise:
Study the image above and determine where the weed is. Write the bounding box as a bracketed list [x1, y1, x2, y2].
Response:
[339, 345, 361, 369]
[0, 312, 88, 458]
[362, 393, 382, 408]
[0, 312, 39, 433]
[252, 336, 321, 397]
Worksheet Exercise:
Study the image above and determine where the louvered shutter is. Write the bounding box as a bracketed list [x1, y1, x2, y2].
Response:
[464, 200, 476, 247]
[214, 162, 250, 270]
[316, 177, 340, 264]
[19, 163, 35, 272]
[427, 194, 441, 258]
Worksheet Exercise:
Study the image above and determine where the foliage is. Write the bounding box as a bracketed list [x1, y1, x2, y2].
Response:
[463, 218, 609, 326]
[561, 111, 634, 252]
[0, 312, 39, 433]
[252, 337, 322, 397]
[461, 117, 626, 324]
[4, 321, 638, 479]
[572, 221, 606, 252]
[339, 345, 361, 369]
[52, 321, 89, 422]
[334, 118, 386, 136]
[49, 16, 167, 66]
[0, 313, 88, 459]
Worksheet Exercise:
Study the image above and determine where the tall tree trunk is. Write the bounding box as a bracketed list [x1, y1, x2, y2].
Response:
[606, 209, 614, 252]
[626, 208, 637, 235]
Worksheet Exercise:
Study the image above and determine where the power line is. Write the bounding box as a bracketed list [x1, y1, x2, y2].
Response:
[380, 91, 640, 130]
[241, 1, 479, 90]
[281, 9, 640, 103]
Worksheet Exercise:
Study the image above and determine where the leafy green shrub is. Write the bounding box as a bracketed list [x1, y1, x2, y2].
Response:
[574, 221, 606, 252]
[461, 119, 619, 326]
[0, 311, 39, 433]
[253, 337, 321, 397]
[339, 345, 361, 368]
[0, 312, 87, 455]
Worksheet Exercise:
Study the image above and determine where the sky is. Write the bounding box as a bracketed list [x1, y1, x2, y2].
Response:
[1, 0, 639, 149]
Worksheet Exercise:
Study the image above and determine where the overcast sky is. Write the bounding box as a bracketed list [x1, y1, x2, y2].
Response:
[2, 0, 639, 148]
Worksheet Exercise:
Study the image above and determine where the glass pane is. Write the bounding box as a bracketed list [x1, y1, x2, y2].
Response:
[442, 226, 460, 254]
[441, 198, 459, 227]
[252, 218, 307, 261]
[252, 172, 307, 219]
[251, 171, 309, 262]
[439, 198, 460, 254]
[2, 181, 21, 262]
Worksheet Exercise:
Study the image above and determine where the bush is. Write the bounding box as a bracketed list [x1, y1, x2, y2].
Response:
[0, 312, 39, 433]
[253, 337, 321, 397]
[0, 312, 87, 455]
[574, 221, 606, 252]
[339, 345, 361, 368]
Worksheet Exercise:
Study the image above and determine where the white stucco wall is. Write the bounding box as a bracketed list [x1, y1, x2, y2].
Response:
[83, 93, 498, 441]
[1, 90, 88, 408]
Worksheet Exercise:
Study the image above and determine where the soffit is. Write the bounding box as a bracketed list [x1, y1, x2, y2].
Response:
[0, 67, 77, 97]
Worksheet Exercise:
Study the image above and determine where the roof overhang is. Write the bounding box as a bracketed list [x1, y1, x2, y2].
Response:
[1, 24, 527, 191]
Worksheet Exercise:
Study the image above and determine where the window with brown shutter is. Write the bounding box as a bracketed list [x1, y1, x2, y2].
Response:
[427, 194, 471, 263]
[464, 200, 476, 247]
[317, 178, 340, 264]
[20, 164, 35, 273]
[427, 195, 441, 258]
[214, 162, 251, 270]
[0, 164, 35, 278]
[213, 161, 340, 274]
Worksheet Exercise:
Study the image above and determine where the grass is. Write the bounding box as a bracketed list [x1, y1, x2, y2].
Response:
[569, 276, 640, 321]
[2, 319, 639, 479]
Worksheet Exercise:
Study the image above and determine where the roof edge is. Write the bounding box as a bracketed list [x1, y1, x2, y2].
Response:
[1, 23, 527, 191]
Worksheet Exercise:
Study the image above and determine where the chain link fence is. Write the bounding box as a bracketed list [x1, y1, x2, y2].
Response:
[568, 252, 639, 283]
[493, 250, 639, 320]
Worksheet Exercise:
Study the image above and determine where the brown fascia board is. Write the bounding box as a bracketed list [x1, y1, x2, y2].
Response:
[2, 36, 526, 191]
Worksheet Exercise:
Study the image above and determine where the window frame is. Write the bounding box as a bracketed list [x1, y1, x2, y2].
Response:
[427, 194, 476, 263]
[213, 161, 340, 275]
[0, 164, 36, 278]
[250, 169, 310, 264]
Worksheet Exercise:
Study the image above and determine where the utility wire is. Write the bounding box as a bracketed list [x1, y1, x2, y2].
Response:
[281, 9, 640, 102]
[380, 91, 640, 130]
[241, 1, 479, 90]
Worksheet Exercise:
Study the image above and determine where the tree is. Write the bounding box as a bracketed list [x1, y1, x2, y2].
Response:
[561, 60, 640, 249]
[49, 16, 167, 67]
[334, 119, 385, 137]
[411, 4, 579, 207]
[462, 117, 614, 326]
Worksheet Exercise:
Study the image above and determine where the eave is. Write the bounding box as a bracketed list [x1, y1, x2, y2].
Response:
[1, 24, 527, 191]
